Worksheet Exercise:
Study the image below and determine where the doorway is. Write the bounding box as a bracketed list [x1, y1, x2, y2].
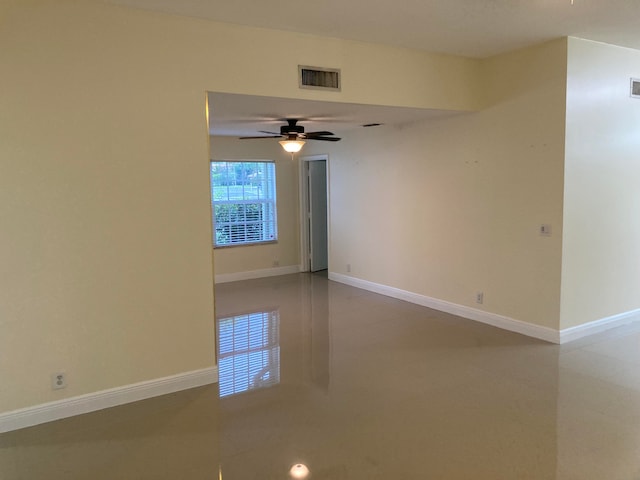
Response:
[299, 155, 329, 272]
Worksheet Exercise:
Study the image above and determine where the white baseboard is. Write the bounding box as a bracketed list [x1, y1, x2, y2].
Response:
[0, 366, 218, 433]
[559, 308, 640, 344]
[215, 265, 301, 284]
[329, 273, 640, 344]
[329, 272, 560, 343]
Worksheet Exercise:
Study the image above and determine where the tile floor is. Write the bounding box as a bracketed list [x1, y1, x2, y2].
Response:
[2, 272, 640, 479]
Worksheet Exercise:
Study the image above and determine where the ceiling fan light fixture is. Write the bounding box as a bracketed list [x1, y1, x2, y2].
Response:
[279, 140, 305, 153]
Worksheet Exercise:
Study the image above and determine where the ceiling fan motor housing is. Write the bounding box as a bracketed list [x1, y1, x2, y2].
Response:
[281, 121, 304, 136]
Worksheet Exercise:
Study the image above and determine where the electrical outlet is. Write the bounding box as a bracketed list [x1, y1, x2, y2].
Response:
[476, 292, 484, 304]
[540, 224, 552, 236]
[51, 372, 67, 390]
[272, 260, 280, 267]
[346, 263, 351, 273]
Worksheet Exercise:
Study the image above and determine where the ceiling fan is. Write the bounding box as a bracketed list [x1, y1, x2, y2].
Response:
[240, 118, 341, 153]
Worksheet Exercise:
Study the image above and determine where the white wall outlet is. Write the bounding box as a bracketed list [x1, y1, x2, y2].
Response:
[346, 263, 351, 273]
[476, 292, 484, 304]
[539, 224, 552, 236]
[272, 259, 280, 267]
[51, 372, 67, 390]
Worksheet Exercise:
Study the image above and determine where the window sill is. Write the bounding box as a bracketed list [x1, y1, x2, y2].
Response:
[214, 240, 278, 249]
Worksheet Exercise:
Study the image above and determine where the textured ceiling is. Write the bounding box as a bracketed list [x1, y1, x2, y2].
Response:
[103, 0, 640, 58]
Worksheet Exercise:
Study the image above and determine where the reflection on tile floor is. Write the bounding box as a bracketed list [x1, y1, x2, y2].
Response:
[218, 309, 280, 397]
[3, 273, 640, 478]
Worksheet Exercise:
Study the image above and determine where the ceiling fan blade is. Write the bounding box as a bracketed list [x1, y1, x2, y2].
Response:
[239, 135, 282, 139]
[259, 130, 281, 135]
[305, 131, 335, 137]
[308, 136, 341, 142]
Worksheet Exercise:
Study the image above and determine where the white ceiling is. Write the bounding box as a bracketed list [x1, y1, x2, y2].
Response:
[207, 93, 459, 138]
[105, 0, 640, 58]
[105, 0, 640, 138]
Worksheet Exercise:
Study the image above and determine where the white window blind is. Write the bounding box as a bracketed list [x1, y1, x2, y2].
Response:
[218, 310, 280, 398]
[210, 161, 277, 247]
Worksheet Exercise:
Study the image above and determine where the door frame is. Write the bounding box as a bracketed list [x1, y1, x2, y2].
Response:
[299, 154, 330, 272]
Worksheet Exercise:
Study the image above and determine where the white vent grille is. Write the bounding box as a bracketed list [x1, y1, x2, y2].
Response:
[631, 78, 640, 98]
[299, 65, 341, 91]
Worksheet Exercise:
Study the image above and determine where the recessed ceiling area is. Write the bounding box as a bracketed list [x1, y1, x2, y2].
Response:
[104, 0, 640, 58]
[208, 92, 461, 138]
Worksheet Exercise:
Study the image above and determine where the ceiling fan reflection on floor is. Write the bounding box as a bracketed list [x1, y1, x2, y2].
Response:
[240, 118, 341, 153]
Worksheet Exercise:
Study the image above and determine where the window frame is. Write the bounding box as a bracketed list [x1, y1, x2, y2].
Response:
[210, 160, 278, 248]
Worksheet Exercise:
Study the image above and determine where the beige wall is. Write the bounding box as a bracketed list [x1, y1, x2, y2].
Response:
[560, 38, 640, 329]
[0, 0, 480, 412]
[1, 1, 216, 412]
[6, 0, 634, 416]
[309, 39, 567, 329]
[209, 137, 300, 275]
[210, 37, 640, 335]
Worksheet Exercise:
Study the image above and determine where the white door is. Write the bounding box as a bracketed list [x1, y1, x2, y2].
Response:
[308, 160, 328, 272]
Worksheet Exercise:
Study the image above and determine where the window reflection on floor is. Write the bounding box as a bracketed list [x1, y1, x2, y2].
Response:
[217, 309, 280, 397]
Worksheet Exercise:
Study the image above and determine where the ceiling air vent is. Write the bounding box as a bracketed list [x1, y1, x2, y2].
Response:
[299, 65, 341, 91]
[631, 78, 640, 98]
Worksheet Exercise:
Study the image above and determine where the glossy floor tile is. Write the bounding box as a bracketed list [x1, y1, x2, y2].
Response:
[3, 272, 640, 479]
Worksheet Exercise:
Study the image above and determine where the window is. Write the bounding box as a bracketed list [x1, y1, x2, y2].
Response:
[210, 161, 277, 247]
[217, 309, 280, 397]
